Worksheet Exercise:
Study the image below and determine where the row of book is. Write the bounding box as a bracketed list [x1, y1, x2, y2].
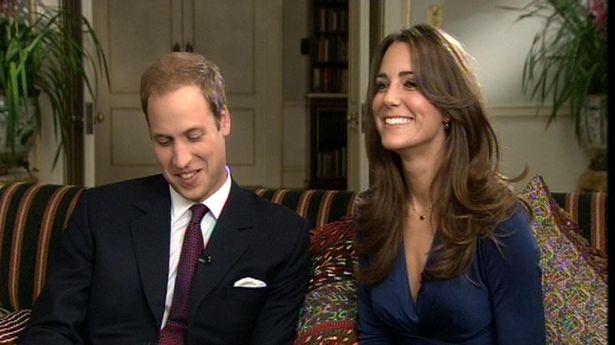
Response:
[314, 6, 348, 33]
[316, 147, 347, 179]
[314, 36, 348, 63]
[312, 67, 348, 93]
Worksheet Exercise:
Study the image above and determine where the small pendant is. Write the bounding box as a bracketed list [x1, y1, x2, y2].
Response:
[419, 215, 425, 221]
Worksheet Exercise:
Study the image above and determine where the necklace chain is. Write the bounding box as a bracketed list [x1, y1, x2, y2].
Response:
[409, 204, 432, 221]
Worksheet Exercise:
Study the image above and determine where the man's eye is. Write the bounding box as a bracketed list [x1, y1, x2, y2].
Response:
[188, 133, 202, 142]
[156, 138, 172, 146]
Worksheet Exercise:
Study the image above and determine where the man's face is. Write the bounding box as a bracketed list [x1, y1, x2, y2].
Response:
[147, 85, 231, 202]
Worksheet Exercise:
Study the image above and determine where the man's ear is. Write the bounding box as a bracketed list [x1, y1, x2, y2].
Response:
[219, 106, 231, 136]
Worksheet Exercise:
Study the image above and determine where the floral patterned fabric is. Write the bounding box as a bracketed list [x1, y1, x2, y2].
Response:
[295, 218, 358, 345]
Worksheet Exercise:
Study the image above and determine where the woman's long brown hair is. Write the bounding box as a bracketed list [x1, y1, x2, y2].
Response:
[354, 24, 526, 286]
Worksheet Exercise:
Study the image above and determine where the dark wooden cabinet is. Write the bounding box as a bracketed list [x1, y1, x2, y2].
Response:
[306, 0, 348, 190]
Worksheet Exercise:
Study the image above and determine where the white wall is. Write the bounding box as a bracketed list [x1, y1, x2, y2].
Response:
[282, 1, 309, 188]
[32, 97, 64, 184]
[34, 0, 593, 192]
[34, 0, 97, 186]
[404, 0, 590, 192]
[32, 0, 64, 184]
[490, 108, 589, 193]
[282, 102, 308, 188]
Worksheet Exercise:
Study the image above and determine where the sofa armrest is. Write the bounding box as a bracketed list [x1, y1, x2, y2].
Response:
[0, 183, 85, 312]
[253, 189, 358, 228]
[551, 191, 608, 256]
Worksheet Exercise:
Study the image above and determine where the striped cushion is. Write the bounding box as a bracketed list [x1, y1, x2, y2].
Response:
[0, 183, 85, 312]
[0, 182, 607, 344]
[253, 187, 606, 256]
[551, 192, 608, 256]
[253, 188, 358, 228]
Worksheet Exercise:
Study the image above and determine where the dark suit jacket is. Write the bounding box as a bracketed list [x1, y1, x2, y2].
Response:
[19, 174, 311, 345]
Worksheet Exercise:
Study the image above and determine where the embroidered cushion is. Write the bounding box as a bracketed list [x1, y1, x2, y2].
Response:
[295, 218, 358, 345]
[520, 175, 607, 344]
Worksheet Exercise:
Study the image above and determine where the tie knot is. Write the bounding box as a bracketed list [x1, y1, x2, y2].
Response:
[189, 204, 209, 224]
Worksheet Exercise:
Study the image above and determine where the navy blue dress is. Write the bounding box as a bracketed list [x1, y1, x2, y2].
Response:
[357, 207, 545, 344]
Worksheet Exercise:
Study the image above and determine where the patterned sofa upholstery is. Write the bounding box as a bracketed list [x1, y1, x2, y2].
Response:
[0, 179, 608, 344]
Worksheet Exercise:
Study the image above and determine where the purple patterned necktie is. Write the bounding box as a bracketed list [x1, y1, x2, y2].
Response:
[158, 203, 209, 345]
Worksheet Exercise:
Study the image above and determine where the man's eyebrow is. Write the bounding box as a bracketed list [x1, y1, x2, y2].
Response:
[184, 127, 204, 135]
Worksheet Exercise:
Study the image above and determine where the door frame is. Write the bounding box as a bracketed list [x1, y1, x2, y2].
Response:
[63, 0, 85, 185]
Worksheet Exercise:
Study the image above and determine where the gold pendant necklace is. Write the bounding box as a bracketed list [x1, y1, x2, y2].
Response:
[410, 204, 432, 221]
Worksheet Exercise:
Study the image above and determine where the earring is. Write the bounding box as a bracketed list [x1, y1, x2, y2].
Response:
[443, 121, 451, 130]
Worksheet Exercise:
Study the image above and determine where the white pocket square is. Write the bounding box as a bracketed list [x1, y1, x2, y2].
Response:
[233, 277, 267, 288]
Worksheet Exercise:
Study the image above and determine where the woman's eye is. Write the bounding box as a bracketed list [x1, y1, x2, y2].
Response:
[404, 80, 417, 89]
[375, 81, 388, 91]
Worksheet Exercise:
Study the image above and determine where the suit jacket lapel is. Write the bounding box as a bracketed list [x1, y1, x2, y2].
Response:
[130, 176, 172, 327]
[189, 181, 255, 317]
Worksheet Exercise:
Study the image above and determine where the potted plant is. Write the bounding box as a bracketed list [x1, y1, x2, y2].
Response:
[503, 0, 608, 170]
[0, 0, 108, 175]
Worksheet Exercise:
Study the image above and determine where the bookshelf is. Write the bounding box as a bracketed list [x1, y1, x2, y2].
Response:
[309, 0, 348, 93]
[307, 96, 347, 189]
[305, 0, 349, 190]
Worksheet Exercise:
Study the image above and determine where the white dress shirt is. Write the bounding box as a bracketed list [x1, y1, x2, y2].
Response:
[161, 167, 232, 328]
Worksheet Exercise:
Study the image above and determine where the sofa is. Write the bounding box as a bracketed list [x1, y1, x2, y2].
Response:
[0, 175, 608, 344]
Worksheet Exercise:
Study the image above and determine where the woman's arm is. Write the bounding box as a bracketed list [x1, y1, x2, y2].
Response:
[481, 208, 546, 345]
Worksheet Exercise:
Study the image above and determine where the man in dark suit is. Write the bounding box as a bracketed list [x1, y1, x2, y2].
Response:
[19, 52, 311, 345]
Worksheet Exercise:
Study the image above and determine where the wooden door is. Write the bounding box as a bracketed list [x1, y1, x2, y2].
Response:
[92, 0, 282, 187]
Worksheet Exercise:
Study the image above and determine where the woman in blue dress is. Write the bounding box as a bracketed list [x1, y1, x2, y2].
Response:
[354, 25, 545, 344]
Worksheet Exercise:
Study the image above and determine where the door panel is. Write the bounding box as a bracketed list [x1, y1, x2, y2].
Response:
[108, 0, 178, 93]
[110, 108, 155, 165]
[191, 1, 255, 95]
[93, 0, 282, 187]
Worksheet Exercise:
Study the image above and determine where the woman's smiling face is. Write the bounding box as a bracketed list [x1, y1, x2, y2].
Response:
[371, 41, 448, 156]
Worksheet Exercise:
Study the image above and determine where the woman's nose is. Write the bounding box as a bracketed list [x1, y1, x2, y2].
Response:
[383, 84, 401, 107]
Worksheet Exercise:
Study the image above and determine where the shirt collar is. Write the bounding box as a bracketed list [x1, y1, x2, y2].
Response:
[169, 165, 232, 221]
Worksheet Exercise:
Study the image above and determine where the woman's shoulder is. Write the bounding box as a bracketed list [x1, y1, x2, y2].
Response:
[480, 204, 537, 257]
[496, 203, 532, 235]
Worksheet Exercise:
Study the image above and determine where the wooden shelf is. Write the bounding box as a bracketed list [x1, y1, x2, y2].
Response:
[307, 96, 347, 190]
[308, 0, 348, 93]
[306, 0, 349, 190]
